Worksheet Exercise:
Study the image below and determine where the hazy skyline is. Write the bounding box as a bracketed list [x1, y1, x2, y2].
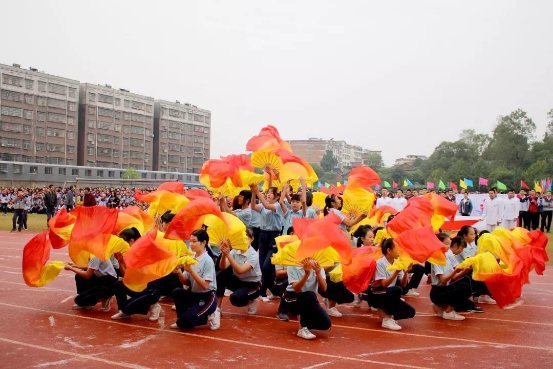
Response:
[2, 1, 552, 166]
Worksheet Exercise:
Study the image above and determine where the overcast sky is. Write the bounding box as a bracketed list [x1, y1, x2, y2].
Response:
[2, 1, 552, 166]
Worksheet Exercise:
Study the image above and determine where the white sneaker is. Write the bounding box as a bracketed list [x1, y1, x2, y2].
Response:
[208, 310, 221, 330]
[327, 307, 343, 318]
[149, 303, 161, 321]
[352, 299, 361, 308]
[99, 297, 112, 312]
[267, 294, 279, 300]
[405, 289, 420, 297]
[72, 304, 93, 310]
[171, 305, 176, 311]
[111, 310, 131, 320]
[322, 298, 330, 309]
[170, 323, 179, 329]
[478, 295, 497, 305]
[261, 297, 270, 303]
[442, 311, 465, 321]
[247, 299, 258, 315]
[432, 304, 443, 317]
[370, 306, 378, 311]
[382, 318, 402, 331]
[224, 289, 232, 297]
[297, 327, 316, 340]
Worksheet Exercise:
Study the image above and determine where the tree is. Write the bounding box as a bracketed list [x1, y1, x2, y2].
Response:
[310, 162, 325, 179]
[320, 150, 338, 172]
[459, 129, 491, 156]
[362, 152, 383, 171]
[121, 167, 139, 180]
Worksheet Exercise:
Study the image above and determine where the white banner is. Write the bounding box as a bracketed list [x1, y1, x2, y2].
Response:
[454, 193, 509, 217]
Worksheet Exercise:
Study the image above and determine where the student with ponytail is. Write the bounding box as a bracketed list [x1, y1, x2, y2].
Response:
[368, 238, 416, 331]
[323, 194, 367, 236]
[171, 229, 219, 330]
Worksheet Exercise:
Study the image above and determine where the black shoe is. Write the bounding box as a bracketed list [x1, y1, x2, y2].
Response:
[469, 307, 485, 313]
[10, 229, 16, 232]
[276, 312, 289, 321]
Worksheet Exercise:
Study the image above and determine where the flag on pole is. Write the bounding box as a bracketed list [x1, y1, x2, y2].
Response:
[407, 179, 414, 187]
[496, 180, 507, 191]
[463, 178, 474, 187]
[325, 182, 331, 188]
[542, 179, 547, 191]
[547, 179, 551, 191]
[384, 181, 391, 188]
[403, 179, 408, 187]
[427, 182, 434, 189]
[375, 184, 380, 190]
[438, 180, 446, 190]
[520, 180, 529, 189]
[317, 181, 323, 188]
[534, 181, 542, 192]
[450, 182, 458, 190]
[392, 181, 398, 189]
[343, 180, 348, 185]
[479, 177, 488, 186]
[460, 180, 467, 189]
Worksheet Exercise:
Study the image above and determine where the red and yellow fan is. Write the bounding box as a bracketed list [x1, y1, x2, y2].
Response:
[165, 197, 227, 241]
[246, 125, 293, 153]
[271, 239, 339, 267]
[203, 212, 250, 251]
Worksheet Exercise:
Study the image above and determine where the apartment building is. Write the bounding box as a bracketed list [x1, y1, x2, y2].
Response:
[0, 63, 79, 166]
[77, 84, 155, 170]
[154, 100, 211, 173]
[288, 138, 366, 169]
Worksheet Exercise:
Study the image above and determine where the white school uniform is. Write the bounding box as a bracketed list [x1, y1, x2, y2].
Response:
[501, 197, 520, 229]
[481, 197, 504, 232]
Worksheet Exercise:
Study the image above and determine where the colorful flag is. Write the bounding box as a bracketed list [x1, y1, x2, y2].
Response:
[496, 181, 507, 191]
[337, 182, 342, 187]
[427, 182, 434, 189]
[450, 182, 458, 190]
[479, 177, 488, 186]
[438, 180, 446, 190]
[375, 184, 381, 190]
[343, 180, 348, 185]
[520, 180, 529, 189]
[547, 179, 551, 192]
[403, 179, 408, 187]
[383, 181, 391, 188]
[407, 179, 414, 187]
[535, 181, 542, 192]
[392, 181, 398, 189]
[460, 180, 467, 189]
[324, 182, 331, 189]
[463, 178, 474, 187]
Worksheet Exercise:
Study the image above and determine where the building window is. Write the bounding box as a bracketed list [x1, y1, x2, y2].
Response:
[0, 122, 22, 132]
[145, 104, 152, 113]
[0, 138, 21, 148]
[24, 125, 32, 134]
[44, 167, 53, 174]
[89, 92, 96, 102]
[66, 145, 75, 153]
[108, 171, 115, 178]
[68, 116, 75, 125]
[37, 111, 46, 121]
[113, 149, 119, 158]
[1, 106, 23, 117]
[23, 140, 31, 150]
[88, 120, 96, 129]
[37, 96, 47, 106]
[123, 113, 130, 121]
[46, 143, 64, 152]
[48, 83, 66, 95]
[67, 102, 77, 111]
[114, 98, 121, 106]
[68, 87, 77, 98]
[85, 169, 92, 176]
[124, 100, 130, 108]
[48, 112, 66, 123]
[36, 142, 45, 151]
[98, 107, 113, 117]
[48, 98, 65, 109]
[25, 94, 33, 104]
[36, 127, 45, 136]
[98, 94, 113, 104]
[123, 138, 129, 146]
[1, 89, 23, 102]
[24, 79, 33, 89]
[67, 131, 75, 139]
[97, 170, 104, 177]
[2, 74, 23, 87]
[141, 172, 147, 179]
[28, 165, 37, 174]
[24, 110, 33, 120]
[87, 147, 94, 156]
[38, 81, 47, 92]
[72, 169, 79, 175]
[89, 106, 96, 114]
[59, 168, 66, 175]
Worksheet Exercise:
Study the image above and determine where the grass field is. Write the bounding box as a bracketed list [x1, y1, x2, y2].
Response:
[2, 212, 552, 264]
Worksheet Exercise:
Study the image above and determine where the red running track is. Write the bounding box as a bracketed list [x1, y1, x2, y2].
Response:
[1, 231, 552, 368]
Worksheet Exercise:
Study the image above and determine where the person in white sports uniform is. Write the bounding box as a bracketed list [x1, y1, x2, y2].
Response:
[481, 187, 504, 232]
[501, 189, 520, 229]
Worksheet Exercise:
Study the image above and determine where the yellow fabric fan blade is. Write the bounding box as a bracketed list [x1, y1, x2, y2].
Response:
[342, 187, 374, 217]
[204, 213, 249, 251]
[312, 192, 327, 209]
[329, 264, 343, 283]
[251, 150, 282, 171]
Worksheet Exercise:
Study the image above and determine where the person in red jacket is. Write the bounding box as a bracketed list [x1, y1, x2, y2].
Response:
[83, 187, 97, 207]
[527, 190, 539, 230]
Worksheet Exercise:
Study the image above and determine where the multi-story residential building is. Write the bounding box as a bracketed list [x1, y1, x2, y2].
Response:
[288, 138, 369, 169]
[154, 100, 211, 173]
[394, 154, 427, 166]
[0, 63, 80, 166]
[77, 84, 155, 170]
